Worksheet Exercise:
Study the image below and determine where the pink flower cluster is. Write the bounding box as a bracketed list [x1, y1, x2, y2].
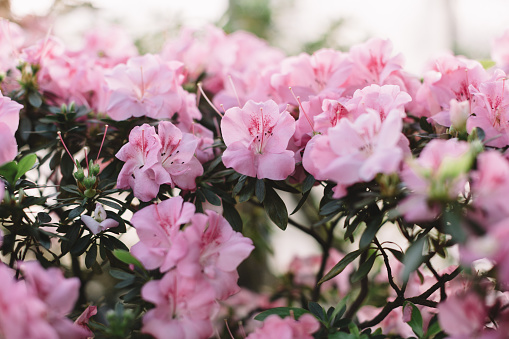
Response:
[130, 196, 254, 338]
[115, 121, 203, 201]
[0, 261, 90, 339]
[246, 314, 320, 339]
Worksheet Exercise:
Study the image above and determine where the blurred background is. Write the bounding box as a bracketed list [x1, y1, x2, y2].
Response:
[2, 0, 505, 271]
[4, 0, 509, 74]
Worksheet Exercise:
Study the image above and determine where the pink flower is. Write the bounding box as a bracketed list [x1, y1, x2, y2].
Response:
[470, 150, 509, 225]
[346, 84, 412, 120]
[0, 90, 23, 134]
[17, 261, 90, 339]
[344, 38, 406, 94]
[304, 110, 404, 198]
[467, 77, 509, 147]
[74, 305, 97, 338]
[81, 203, 118, 235]
[157, 121, 203, 190]
[492, 30, 509, 73]
[0, 122, 17, 165]
[141, 270, 217, 339]
[178, 211, 254, 299]
[416, 53, 489, 119]
[221, 99, 296, 180]
[131, 196, 196, 271]
[105, 54, 185, 120]
[398, 139, 472, 222]
[270, 48, 352, 105]
[115, 124, 167, 202]
[438, 291, 487, 337]
[246, 314, 320, 339]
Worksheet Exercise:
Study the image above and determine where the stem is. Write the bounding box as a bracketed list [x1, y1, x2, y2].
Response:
[311, 223, 335, 301]
[374, 238, 403, 297]
[358, 266, 462, 329]
[344, 251, 369, 319]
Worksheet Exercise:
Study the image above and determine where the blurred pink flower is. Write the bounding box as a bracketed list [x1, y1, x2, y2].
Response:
[246, 314, 320, 339]
[141, 270, 217, 339]
[105, 54, 185, 120]
[438, 291, 487, 337]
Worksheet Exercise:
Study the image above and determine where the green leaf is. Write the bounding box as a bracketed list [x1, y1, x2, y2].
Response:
[264, 186, 288, 230]
[302, 173, 315, 193]
[403, 301, 424, 338]
[254, 307, 311, 321]
[328, 333, 356, 339]
[232, 175, 247, 196]
[425, 315, 442, 338]
[319, 249, 365, 284]
[238, 178, 255, 202]
[68, 205, 85, 219]
[255, 178, 265, 203]
[351, 251, 377, 283]
[359, 214, 383, 249]
[0, 161, 17, 185]
[442, 205, 466, 243]
[113, 249, 144, 269]
[201, 187, 221, 206]
[28, 91, 42, 108]
[329, 296, 350, 327]
[291, 190, 310, 215]
[16, 153, 37, 180]
[110, 269, 134, 280]
[223, 202, 243, 232]
[402, 236, 426, 282]
[308, 301, 326, 321]
[85, 243, 97, 269]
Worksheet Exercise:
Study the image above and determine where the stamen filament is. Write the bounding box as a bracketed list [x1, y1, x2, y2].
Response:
[197, 82, 223, 117]
[228, 75, 242, 107]
[97, 125, 108, 161]
[57, 131, 76, 167]
[289, 87, 315, 133]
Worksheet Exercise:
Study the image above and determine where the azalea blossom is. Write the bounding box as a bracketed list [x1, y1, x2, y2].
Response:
[131, 196, 196, 271]
[246, 314, 320, 339]
[105, 54, 185, 120]
[116, 124, 166, 202]
[303, 110, 405, 198]
[141, 271, 217, 339]
[221, 99, 296, 180]
[81, 203, 118, 235]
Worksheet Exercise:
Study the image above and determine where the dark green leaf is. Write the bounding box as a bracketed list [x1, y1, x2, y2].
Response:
[201, 187, 222, 206]
[238, 178, 255, 203]
[255, 178, 265, 203]
[85, 243, 98, 268]
[387, 248, 404, 262]
[71, 234, 92, 255]
[232, 175, 247, 196]
[68, 205, 85, 219]
[442, 205, 466, 243]
[302, 173, 315, 193]
[359, 215, 383, 249]
[320, 200, 342, 216]
[319, 249, 365, 284]
[308, 301, 326, 321]
[402, 236, 426, 282]
[37, 212, 52, 223]
[291, 190, 310, 215]
[351, 252, 377, 283]
[97, 198, 123, 210]
[264, 186, 288, 230]
[110, 269, 134, 280]
[60, 153, 75, 179]
[16, 153, 37, 180]
[254, 307, 311, 321]
[28, 91, 42, 108]
[419, 116, 433, 133]
[223, 202, 243, 232]
[403, 301, 424, 338]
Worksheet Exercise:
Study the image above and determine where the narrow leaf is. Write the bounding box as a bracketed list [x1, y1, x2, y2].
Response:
[264, 186, 288, 230]
[113, 249, 144, 269]
[351, 251, 377, 283]
[319, 249, 365, 284]
[402, 236, 426, 282]
[255, 178, 266, 203]
[254, 307, 311, 321]
[16, 153, 37, 180]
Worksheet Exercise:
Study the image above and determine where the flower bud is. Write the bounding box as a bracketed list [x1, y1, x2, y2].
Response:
[83, 176, 96, 189]
[74, 168, 85, 181]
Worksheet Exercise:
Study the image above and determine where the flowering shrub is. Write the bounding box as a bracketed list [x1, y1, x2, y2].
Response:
[4, 16, 509, 339]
